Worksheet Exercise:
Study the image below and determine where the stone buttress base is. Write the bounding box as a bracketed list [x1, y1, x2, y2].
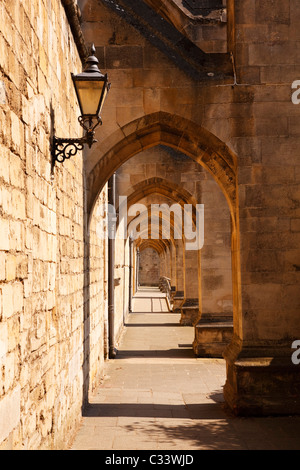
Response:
[193, 313, 233, 357]
[180, 299, 199, 325]
[223, 338, 300, 416]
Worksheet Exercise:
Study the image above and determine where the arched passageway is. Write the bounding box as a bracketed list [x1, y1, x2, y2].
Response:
[87, 112, 237, 218]
[86, 111, 239, 414]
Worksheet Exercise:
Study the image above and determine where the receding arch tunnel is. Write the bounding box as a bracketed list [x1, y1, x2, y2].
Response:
[87, 112, 240, 337]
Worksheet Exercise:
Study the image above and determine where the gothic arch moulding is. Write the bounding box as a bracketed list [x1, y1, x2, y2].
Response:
[117, 177, 199, 231]
[87, 111, 241, 335]
[87, 111, 238, 223]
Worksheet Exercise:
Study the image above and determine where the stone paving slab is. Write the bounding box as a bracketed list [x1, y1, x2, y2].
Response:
[71, 289, 300, 450]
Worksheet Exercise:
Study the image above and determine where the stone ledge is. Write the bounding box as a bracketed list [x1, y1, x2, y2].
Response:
[193, 321, 233, 357]
[223, 340, 300, 416]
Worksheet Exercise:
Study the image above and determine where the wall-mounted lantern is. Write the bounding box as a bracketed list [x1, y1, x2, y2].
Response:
[52, 44, 110, 166]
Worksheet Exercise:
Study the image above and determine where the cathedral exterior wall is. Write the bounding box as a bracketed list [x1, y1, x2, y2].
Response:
[0, 0, 300, 449]
[0, 0, 94, 450]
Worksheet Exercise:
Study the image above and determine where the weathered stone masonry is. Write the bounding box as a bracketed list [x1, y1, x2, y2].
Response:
[1, 0, 300, 451]
[0, 0, 96, 450]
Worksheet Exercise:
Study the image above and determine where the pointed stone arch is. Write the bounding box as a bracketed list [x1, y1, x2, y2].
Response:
[87, 111, 237, 223]
[119, 177, 199, 219]
[87, 110, 241, 338]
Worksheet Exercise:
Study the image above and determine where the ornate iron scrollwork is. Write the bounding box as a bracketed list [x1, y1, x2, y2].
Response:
[51, 116, 102, 167]
[52, 138, 85, 164]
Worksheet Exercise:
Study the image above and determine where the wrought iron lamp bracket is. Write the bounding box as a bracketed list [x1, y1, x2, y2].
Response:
[51, 116, 102, 166]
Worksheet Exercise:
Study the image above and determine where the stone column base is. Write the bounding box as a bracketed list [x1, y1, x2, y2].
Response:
[223, 339, 300, 416]
[193, 321, 233, 357]
[180, 299, 199, 326]
[173, 291, 184, 312]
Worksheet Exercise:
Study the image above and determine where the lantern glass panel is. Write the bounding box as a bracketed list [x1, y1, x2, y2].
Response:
[75, 80, 105, 116]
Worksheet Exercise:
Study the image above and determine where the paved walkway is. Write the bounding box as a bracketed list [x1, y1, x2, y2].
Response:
[71, 288, 300, 450]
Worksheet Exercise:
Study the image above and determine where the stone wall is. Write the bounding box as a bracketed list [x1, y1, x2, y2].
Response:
[0, 0, 102, 450]
[225, 0, 300, 413]
[139, 247, 160, 286]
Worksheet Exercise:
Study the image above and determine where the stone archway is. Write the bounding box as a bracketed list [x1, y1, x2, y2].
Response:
[87, 112, 237, 219]
[138, 245, 161, 287]
[118, 177, 203, 324]
[87, 111, 240, 335]
[117, 177, 200, 233]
